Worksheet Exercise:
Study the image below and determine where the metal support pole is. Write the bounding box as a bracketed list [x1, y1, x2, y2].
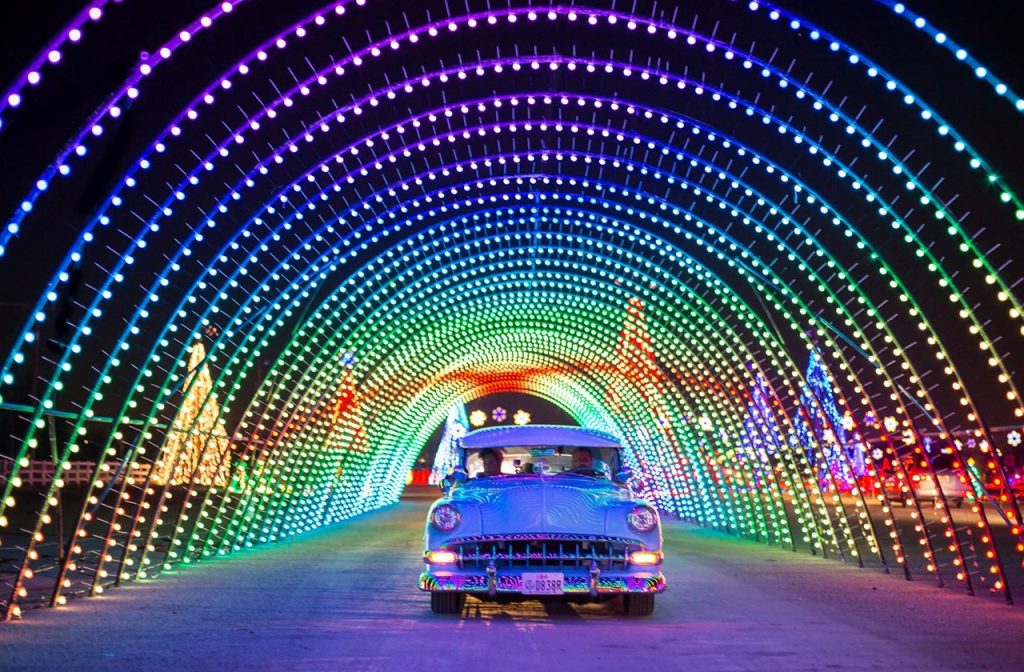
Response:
[47, 416, 64, 567]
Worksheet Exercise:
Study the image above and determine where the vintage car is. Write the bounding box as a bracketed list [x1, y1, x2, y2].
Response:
[419, 425, 665, 616]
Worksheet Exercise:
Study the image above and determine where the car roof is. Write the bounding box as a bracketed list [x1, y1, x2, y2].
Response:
[460, 424, 621, 449]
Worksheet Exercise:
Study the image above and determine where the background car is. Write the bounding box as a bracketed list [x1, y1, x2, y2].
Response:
[883, 471, 968, 508]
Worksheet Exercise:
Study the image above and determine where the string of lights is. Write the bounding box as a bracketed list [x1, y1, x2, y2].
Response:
[0, 0, 1021, 620]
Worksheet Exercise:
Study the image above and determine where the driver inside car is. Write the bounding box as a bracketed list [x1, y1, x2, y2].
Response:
[478, 448, 505, 477]
[572, 447, 594, 470]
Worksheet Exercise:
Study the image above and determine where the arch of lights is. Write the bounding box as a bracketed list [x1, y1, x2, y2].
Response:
[0, 0, 1021, 619]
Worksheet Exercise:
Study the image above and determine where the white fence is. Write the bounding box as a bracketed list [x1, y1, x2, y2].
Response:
[0, 461, 152, 487]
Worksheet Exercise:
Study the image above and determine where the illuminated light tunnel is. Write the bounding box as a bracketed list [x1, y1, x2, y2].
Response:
[0, 0, 1022, 621]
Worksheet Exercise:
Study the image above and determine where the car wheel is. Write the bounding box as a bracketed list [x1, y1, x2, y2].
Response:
[623, 593, 655, 616]
[430, 592, 465, 614]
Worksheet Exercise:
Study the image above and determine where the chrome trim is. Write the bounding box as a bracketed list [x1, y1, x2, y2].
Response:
[446, 533, 641, 545]
[419, 570, 666, 595]
[444, 537, 645, 571]
[486, 561, 497, 596]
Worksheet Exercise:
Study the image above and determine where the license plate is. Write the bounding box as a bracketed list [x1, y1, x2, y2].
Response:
[521, 572, 564, 595]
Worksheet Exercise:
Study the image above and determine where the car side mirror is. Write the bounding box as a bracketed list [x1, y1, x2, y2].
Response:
[614, 467, 633, 485]
[440, 467, 468, 493]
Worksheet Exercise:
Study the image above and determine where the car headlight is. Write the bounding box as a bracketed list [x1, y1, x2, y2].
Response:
[425, 550, 458, 565]
[626, 505, 658, 533]
[430, 504, 461, 532]
[630, 550, 661, 566]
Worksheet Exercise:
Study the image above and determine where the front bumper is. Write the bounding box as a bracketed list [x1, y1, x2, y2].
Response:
[419, 566, 665, 595]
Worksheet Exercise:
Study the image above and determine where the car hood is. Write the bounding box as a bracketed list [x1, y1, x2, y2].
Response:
[448, 476, 636, 536]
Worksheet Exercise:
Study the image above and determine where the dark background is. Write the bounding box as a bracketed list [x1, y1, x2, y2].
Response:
[1, 1, 1022, 461]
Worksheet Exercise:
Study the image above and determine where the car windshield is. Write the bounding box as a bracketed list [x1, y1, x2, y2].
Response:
[465, 445, 620, 479]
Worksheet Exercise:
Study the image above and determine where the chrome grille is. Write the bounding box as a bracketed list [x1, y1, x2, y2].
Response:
[448, 536, 643, 569]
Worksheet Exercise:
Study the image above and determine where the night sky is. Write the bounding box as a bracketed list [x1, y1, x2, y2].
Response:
[1, 0, 1023, 455]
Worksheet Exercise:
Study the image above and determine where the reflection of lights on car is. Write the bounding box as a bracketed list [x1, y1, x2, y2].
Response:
[469, 410, 487, 427]
[513, 409, 531, 425]
[422, 425, 665, 616]
[627, 506, 658, 533]
[430, 504, 461, 531]
[491, 406, 507, 422]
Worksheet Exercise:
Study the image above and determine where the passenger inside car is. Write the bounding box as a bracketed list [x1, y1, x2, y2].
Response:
[464, 444, 620, 478]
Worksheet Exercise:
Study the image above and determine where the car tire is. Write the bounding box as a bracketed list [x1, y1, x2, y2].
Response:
[430, 592, 465, 614]
[623, 593, 655, 616]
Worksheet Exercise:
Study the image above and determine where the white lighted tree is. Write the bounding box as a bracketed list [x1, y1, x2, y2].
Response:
[152, 340, 232, 486]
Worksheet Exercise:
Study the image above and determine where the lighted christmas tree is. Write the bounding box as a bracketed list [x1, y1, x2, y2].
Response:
[797, 348, 866, 488]
[431, 402, 468, 484]
[741, 370, 784, 464]
[610, 297, 685, 505]
[152, 340, 232, 486]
